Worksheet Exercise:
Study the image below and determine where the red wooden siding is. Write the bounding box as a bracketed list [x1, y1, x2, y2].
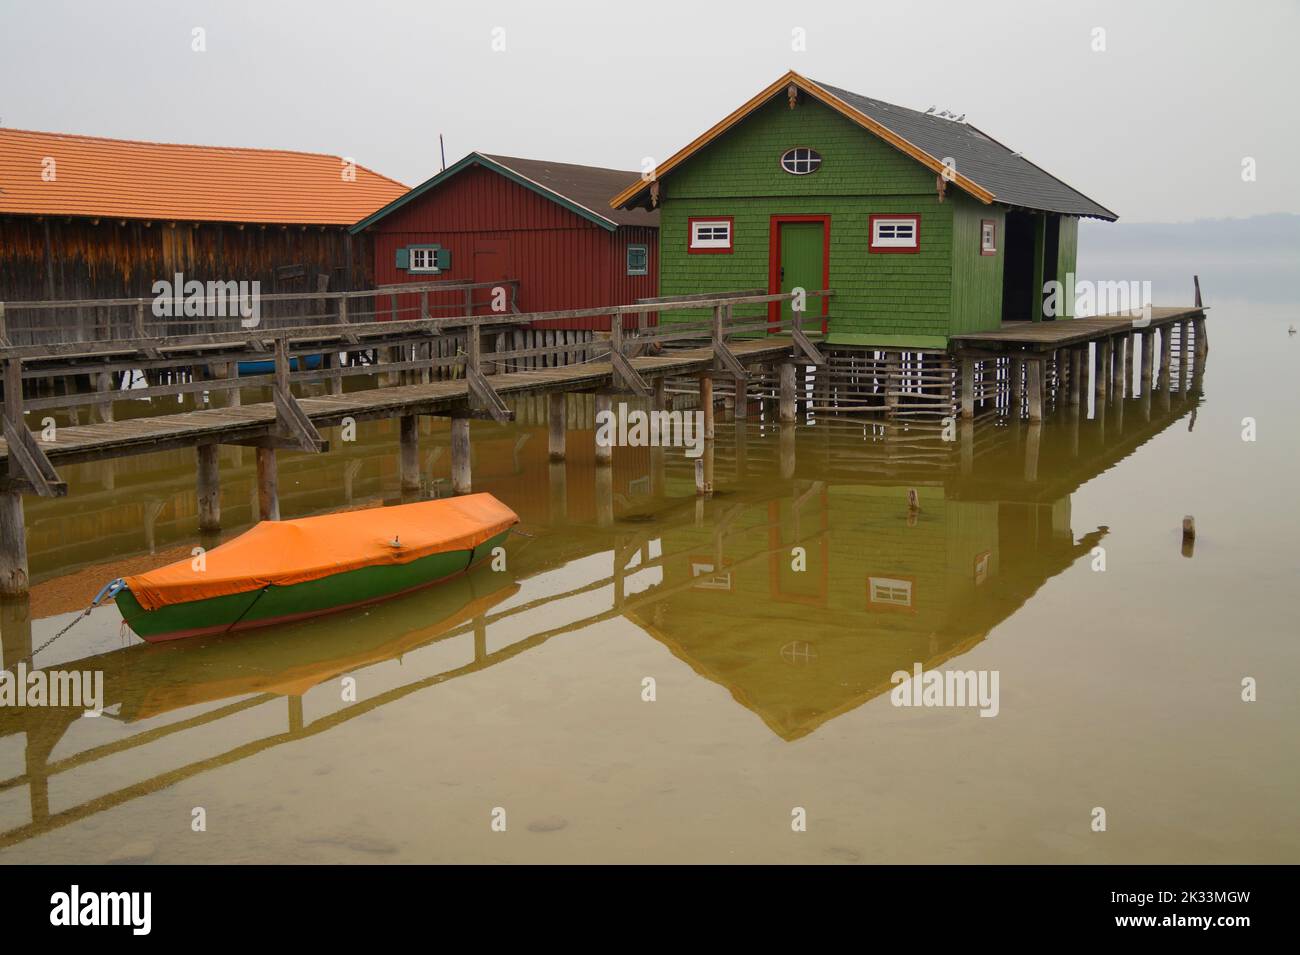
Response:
[366, 164, 658, 330]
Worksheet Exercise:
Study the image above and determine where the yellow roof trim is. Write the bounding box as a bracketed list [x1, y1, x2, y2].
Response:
[609, 70, 997, 209]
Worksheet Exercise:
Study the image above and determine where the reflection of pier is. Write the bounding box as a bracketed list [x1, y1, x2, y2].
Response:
[0, 375, 1202, 849]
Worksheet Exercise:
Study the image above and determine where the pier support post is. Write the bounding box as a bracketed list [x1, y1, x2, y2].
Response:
[1024, 422, 1042, 482]
[653, 375, 667, 412]
[734, 372, 748, 420]
[0, 493, 29, 597]
[779, 363, 797, 423]
[1158, 326, 1173, 390]
[1067, 347, 1082, 407]
[699, 376, 714, 440]
[89, 371, 115, 423]
[960, 358, 975, 419]
[197, 443, 221, 531]
[779, 422, 796, 481]
[548, 460, 568, 523]
[399, 414, 420, 493]
[256, 447, 280, 521]
[1193, 317, 1208, 363]
[1122, 333, 1134, 398]
[1026, 359, 1044, 422]
[885, 353, 900, 417]
[1112, 335, 1127, 400]
[594, 393, 613, 466]
[1010, 357, 1024, 412]
[1093, 340, 1107, 409]
[548, 393, 566, 462]
[1178, 321, 1191, 392]
[595, 461, 614, 525]
[451, 417, 472, 495]
[1140, 329, 1155, 393]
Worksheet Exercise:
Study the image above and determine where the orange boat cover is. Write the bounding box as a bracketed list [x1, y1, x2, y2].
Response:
[123, 494, 518, 611]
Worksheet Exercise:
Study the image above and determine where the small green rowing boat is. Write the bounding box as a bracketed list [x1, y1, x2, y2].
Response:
[111, 493, 519, 643]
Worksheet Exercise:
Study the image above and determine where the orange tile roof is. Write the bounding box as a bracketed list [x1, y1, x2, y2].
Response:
[0, 128, 408, 225]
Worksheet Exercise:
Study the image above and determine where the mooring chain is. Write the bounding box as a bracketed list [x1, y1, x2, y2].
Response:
[18, 578, 126, 666]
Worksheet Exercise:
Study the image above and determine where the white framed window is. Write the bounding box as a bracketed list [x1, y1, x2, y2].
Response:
[869, 215, 920, 252]
[780, 147, 822, 175]
[980, 219, 997, 255]
[689, 217, 733, 252]
[868, 575, 914, 609]
[410, 247, 440, 272]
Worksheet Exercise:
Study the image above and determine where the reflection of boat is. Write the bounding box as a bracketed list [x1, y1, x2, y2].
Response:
[113, 494, 518, 642]
[236, 354, 323, 375]
[121, 567, 520, 721]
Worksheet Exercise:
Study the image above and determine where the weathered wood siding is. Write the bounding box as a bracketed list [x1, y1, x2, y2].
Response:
[0, 215, 373, 340]
[365, 163, 658, 330]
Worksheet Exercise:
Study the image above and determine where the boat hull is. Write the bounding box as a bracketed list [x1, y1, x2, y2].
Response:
[116, 528, 510, 643]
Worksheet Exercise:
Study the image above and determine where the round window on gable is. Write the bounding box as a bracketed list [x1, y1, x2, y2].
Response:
[781, 147, 822, 175]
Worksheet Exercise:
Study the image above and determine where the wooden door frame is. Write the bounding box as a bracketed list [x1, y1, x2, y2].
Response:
[767, 214, 831, 334]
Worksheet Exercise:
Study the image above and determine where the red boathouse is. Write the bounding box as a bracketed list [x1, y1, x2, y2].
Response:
[351, 152, 659, 330]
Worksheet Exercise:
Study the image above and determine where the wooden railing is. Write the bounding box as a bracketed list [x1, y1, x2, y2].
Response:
[0, 279, 521, 347]
[0, 289, 832, 498]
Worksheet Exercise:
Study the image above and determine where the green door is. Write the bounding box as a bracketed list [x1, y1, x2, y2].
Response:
[778, 221, 825, 330]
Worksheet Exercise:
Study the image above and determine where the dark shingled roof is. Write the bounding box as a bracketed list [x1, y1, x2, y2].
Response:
[811, 80, 1118, 221]
[482, 154, 659, 229]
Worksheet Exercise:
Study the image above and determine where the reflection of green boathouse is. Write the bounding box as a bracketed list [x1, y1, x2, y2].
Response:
[629, 481, 1103, 740]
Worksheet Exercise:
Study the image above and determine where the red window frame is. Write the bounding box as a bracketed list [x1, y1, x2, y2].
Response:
[868, 213, 921, 254]
[980, 219, 997, 256]
[687, 216, 734, 254]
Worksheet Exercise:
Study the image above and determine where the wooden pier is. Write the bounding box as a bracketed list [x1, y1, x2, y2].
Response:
[0, 286, 830, 594]
[0, 272, 1209, 596]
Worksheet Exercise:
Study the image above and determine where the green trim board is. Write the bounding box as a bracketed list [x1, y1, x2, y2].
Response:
[351, 153, 619, 234]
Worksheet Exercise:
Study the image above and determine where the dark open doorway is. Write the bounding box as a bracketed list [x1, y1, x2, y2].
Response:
[1001, 212, 1061, 322]
[1001, 211, 1037, 322]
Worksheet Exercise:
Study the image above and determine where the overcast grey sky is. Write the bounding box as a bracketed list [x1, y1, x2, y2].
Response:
[2, 0, 1295, 223]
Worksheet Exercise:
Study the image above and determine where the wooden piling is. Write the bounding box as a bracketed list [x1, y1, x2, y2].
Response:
[256, 447, 280, 521]
[1067, 347, 1082, 407]
[1122, 333, 1134, 398]
[595, 461, 614, 524]
[548, 460, 568, 523]
[1024, 422, 1042, 482]
[1026, 359, 1044, 421]
[399, 414, 420, 493]
[594, 393, 613, 466]
[779, 362, 797, 423]
[196, 443, 221, 531]
[960, 357, 975, 419]
[0, 493, 28, 597]
[451, 417, 472, 495]
[1095, 339, 1111, 408]
[548, 392, 567, 461]
[1010, 356, 1024, 411]
[699, 376, 714, 440]
[1158, 326, 1173, 390]
[1140, 329, 1155, 393]
[1113, 335, 1127, 400]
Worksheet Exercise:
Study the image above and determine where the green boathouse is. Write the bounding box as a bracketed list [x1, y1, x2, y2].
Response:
[611, 71, 1117, 349]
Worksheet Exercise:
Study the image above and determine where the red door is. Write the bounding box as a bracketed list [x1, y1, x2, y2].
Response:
[472, 238, 512, 314]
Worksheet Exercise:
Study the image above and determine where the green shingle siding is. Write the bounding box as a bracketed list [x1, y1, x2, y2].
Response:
[657, 95, 1006, 346]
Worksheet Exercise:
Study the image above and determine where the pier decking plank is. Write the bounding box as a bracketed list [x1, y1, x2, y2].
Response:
[950, 307, 1204, 352]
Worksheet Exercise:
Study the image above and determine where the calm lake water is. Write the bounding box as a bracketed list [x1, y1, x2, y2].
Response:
[1, 293, 1297, 864]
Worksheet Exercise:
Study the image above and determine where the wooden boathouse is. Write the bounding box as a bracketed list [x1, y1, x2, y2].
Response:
[352, 153, 659, 329]
[611, 70, 1117, 346]
[0, 128, 408, 340]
